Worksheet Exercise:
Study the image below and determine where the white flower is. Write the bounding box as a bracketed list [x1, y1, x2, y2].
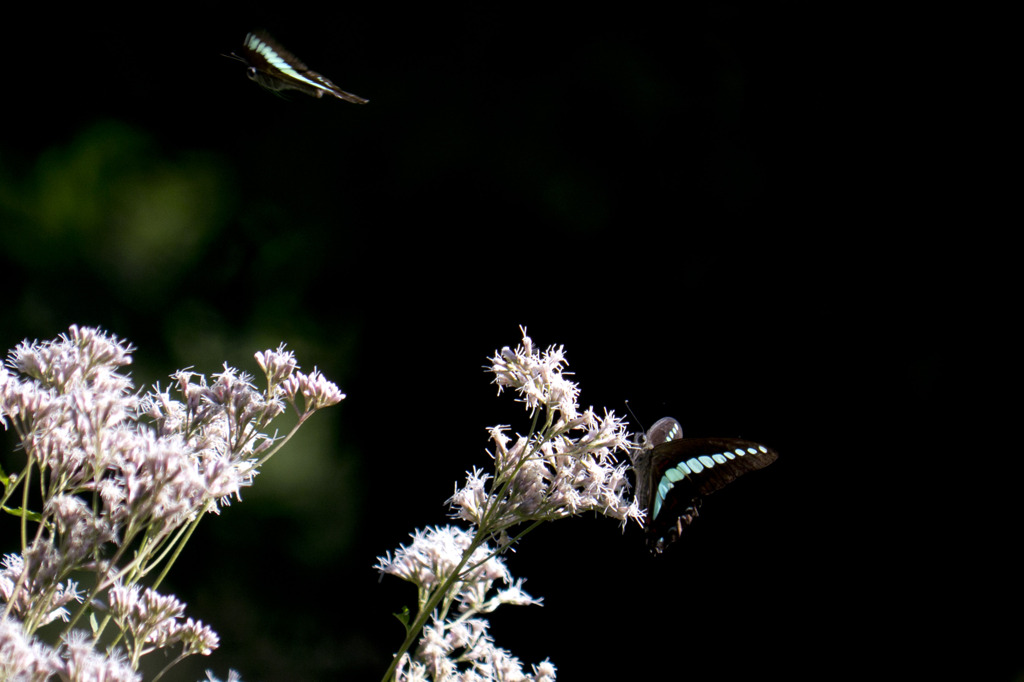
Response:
[448, 407, 642, 533]
[255, 344, 298, 388]
[60, 629, 141, 682]
[0, 617, 62, 681]
[488, 328, 579, 420]
[280, 368, 346, 413]
[0, 326, 341, 679]
[204, 670, 244, 682]
[375, 526, 511, 593]
[382, 328, 658, 680]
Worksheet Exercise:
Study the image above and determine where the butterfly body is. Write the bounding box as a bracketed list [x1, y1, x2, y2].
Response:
[631, 417, 777, 554]
[230, 31, 368, 104]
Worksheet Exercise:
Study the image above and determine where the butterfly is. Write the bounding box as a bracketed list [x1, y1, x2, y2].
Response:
[227, 30, 368, 104]
[630, 417, 777, 554]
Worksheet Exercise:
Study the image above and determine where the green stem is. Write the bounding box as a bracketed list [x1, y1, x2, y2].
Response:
[252, 411, 310, 471]
[152, 504, 207, 591]
[3, 463, 38, 624]
[461, 519, 544, 576]
[379, 530, 488, 682]
[378, 406, 555, 681]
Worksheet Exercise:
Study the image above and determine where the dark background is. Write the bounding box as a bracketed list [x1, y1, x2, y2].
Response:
[1, 3, 1004, 681]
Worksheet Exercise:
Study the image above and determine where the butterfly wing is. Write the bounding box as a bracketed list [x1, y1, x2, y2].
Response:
[634, 419, 777, 554]
[651, 437, 778, 498]
[238, 31, 368, 104]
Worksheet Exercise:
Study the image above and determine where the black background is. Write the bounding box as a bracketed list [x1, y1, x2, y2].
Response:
[1, 3, 1006, 681]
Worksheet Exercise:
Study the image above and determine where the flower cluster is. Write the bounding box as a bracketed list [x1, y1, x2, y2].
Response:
[488, 335, 579, 419]
[109, 584, 219, 664]
[377, 328, 642, 682]
[0, 326, 341, 680]
[448, 412, 640, 538]
[0, 619, 141, 682]
[376, 526, 540, 612]
[447, 329, 642, 538]
[0, 554, 82, 628]
[377, 526, 553, 682]
[393, 618, 557, 682]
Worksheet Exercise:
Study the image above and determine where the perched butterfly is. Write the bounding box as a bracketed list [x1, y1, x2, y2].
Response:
[630, 417, 777, 554]
[226, 30, 368, 103]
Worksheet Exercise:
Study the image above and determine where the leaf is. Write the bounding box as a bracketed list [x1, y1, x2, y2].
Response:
[2, 506, 44, 523]
[393, 606, 411, 630]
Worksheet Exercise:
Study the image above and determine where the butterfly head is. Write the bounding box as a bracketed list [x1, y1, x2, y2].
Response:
[630, 417, 684, 462]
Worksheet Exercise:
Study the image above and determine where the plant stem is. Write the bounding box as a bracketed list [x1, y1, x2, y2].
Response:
[379, 530, 487, 682]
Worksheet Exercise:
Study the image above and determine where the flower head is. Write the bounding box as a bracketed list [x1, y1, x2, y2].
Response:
[488, 328, 579, 421]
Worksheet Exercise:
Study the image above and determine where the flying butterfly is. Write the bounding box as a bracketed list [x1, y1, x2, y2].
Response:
[227, 30, 368, 104]
[630, 417, 777, 554]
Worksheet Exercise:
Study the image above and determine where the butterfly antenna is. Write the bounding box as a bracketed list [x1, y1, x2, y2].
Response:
[624, 400, 647, 449]
[624, 400, 645, 434]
